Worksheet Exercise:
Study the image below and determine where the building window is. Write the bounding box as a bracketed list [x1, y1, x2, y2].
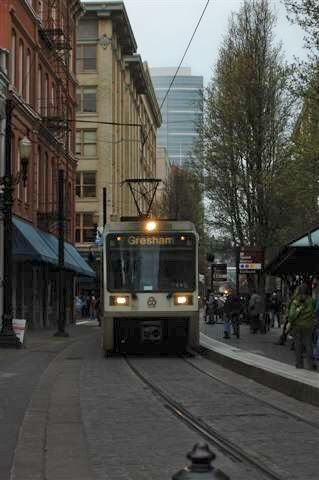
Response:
[17, 143, 21, 200]
[26, 50, 31, 103]
[75, 213, 96, 243]
[78, 20, 98, 41]
[76, 129, 97, 157]
[18, 40, 24, 95]
[11, 31, 16, 86]
[44, 73, 48, 116]
[37, 65, 42, 113]
[36, 147, 40, 209]
[76, 172, 96, 199]
[38, 0, 43, 21]
[76, 87, 97, 113]
[76, 45, 97, 72]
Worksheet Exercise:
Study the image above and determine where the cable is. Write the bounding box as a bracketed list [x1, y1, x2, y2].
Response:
[73, 119, 142, 128]
[143, 0, 210, 163]
[158, 0, 210, 113]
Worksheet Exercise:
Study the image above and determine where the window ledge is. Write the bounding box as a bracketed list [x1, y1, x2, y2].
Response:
[76, 198, 97, 202]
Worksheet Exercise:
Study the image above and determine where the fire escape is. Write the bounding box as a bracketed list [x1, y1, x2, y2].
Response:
[37, 0, 76, 237]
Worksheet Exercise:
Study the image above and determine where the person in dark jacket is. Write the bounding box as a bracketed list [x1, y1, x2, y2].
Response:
[223, 289, 243, 339]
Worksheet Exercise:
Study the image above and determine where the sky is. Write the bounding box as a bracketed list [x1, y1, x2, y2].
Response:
[85, 0, 307, 85]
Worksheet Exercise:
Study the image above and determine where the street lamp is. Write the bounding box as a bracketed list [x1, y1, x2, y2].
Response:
[0, 99, 32, 348]
[19, 137, 32, 187]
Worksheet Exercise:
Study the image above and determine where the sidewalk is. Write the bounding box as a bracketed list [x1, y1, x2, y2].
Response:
[201, 320, 295, 366]
[200, 318, 319, 407]
[0, 321, 98, 480]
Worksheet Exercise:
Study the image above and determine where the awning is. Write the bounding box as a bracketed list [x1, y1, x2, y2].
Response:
[13, 217, 95, 278]
[265, 226, 319, 276]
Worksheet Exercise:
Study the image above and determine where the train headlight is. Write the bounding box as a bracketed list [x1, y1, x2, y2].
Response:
[173, 295, 193, 306]
[145, 220, 157, 232]
[110, 295, 130, 306]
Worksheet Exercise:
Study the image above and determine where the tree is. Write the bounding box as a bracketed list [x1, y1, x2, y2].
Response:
[191, 0, 293, 253]
[159, 166, 207, 272]
[284, 0, 319, 58]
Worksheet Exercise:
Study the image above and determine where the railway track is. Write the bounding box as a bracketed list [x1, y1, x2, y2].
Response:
[124, 356, 286, 480]
[183, 355, 319, 431]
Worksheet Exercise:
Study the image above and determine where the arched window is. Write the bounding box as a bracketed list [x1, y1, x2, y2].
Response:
[26, 50, 31, 104]
[44, 152, 48, 209]
[44, 73, 48, 116]
[37, 65, 42, 113]
[50, 82, 55, 116]
[17, 139, 21, 200]
[36, 147, 41, 210]
[11, 30, 16, 85]
[18, 40, 24, 96]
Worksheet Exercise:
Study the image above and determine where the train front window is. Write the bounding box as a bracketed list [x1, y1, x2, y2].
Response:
[107, 234, 196, 292]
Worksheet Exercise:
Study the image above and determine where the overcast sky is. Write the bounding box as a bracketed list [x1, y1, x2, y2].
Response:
[85, 0, 306, 85]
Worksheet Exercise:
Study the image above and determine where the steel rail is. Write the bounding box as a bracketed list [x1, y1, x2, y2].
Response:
[124, 356, 285, 480]
[182, 354, 319, 431]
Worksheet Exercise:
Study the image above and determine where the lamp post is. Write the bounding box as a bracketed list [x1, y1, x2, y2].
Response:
[0, 99, 32, 348]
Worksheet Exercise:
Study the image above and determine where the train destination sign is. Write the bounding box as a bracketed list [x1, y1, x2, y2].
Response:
[128, 236, 174, 246]
[109, 234, 194, 248]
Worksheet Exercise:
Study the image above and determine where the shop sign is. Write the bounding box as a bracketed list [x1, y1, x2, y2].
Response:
[213, 264, 227, 282]
[239, 248, 264, 274]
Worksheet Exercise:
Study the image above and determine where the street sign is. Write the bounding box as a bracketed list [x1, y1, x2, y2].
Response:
[213, 263, 227, 282]
[239, 247, 264, 274]
[13, 319, 26, 344]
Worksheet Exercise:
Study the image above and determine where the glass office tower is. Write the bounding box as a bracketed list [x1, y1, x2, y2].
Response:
[151, 67, 203, 166]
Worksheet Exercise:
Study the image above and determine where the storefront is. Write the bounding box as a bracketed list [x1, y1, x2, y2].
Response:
[12, 216, 95, 329]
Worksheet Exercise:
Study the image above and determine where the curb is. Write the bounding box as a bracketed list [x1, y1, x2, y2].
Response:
[200, 333, 319, 408]
[10, 332, 98, 480]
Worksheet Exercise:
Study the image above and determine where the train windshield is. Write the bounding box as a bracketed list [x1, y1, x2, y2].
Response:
[107, 233, 196, 292]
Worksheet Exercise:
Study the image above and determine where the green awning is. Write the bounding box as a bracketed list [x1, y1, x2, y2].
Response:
[13, 217, 95, 278]
[265, 226, 319, 276]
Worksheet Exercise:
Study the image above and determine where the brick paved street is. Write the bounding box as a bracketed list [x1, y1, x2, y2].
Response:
[4, 322, 319, 480]
[128, 355, 319, 480]
[80, 334, 265, 480]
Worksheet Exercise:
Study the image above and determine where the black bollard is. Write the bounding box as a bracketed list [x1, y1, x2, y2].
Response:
[172, 443, 230, 480]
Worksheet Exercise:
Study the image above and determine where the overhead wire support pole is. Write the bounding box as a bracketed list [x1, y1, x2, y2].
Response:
[54, 169, 68, 337]
[0, 98, 21, 348]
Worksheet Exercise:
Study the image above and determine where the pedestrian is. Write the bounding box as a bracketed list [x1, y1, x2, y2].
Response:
[74, 295, 83, 321]
[248, 290, 263, 333]
[223, 289, 243, 339]
[96, 296, 101, 326]
[206, 293, 216, 324]
[89, 291, 97, 321]
[269, 291, 281, 328]
[313, 296, 319, 360]
[288, 283, 317, 370]
[275, 286, 298, 346]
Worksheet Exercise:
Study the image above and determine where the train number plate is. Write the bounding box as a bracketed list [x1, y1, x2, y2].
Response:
[141, 321, 162, 343]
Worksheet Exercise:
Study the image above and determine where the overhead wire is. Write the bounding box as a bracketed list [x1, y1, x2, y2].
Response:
[143, 0, 210, 162]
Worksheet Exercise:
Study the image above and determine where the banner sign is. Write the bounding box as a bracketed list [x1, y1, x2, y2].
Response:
[12, 319, 26, 344]
[239, 248, 264, 274]
[213, 264, 227, 282]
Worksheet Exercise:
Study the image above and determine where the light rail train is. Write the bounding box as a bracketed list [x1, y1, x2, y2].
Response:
[102, 218, 199, 356]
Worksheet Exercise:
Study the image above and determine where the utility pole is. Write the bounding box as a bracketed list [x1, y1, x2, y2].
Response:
[103, 187, 107, 226]
[54, 169, 68, 337]
[236, 246, 240, 296]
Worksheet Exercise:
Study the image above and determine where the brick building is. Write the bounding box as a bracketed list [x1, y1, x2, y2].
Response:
[0, 0, 94, 328]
